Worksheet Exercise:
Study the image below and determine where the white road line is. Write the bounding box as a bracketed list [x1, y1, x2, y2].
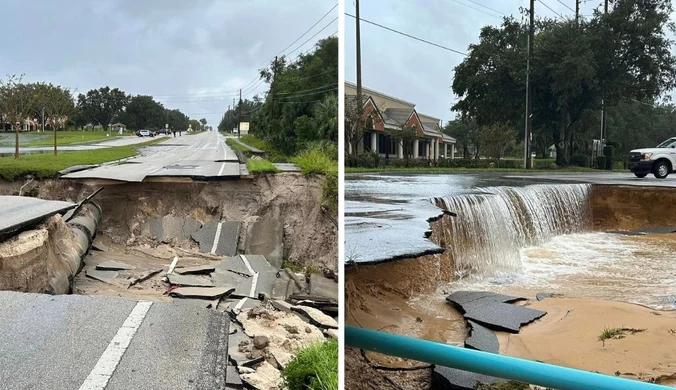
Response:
[218, 162, 226, 176]
[240, 255, 255, 275]
[210, 222, 223, 254]
[79, 301, 153, 390]
[233, 297, 248, 313]
[240, 255, 259, 298]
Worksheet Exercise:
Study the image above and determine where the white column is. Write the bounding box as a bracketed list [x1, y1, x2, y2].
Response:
[413, 139, 419, 159]
[433, 139, 439, 160]
[398, 142, 403, 159]
[348, 141, 353, 155]
[425, 142, 430, 159]
[452, 144, 456, 159]
[371, 132, 377, 154]
[444, 143, 448, 159]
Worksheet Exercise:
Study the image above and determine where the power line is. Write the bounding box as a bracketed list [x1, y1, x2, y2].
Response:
[460, 0, 505, 16]
[539, 0, 564, 18]
[345, 13, 467, 56]
[286, 17, 338, 57]
[554, 0, 575, 12]
[274, 87, 337, 100]
[450, 0, 502, 18]
[276, 83, 337, 95]
[276, 3, 337, 57]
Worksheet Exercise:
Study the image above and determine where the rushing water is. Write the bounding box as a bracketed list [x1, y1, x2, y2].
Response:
[434, 184, 592, 277]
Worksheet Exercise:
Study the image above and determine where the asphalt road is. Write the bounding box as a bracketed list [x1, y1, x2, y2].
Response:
[0, 291, 229, 390]
[62, 131, 240, 182]
[506, 171, 676, 188]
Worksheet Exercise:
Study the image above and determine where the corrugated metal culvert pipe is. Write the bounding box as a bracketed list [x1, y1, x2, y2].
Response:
[46, 201, 102, 294]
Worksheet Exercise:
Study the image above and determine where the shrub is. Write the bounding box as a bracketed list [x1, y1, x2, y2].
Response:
[292, 149, 335, 175]
[283, 340, 338, 390]
[596, 156, 606, 169]
[603, 145, 614, 170]
[569, 154, 590, 167]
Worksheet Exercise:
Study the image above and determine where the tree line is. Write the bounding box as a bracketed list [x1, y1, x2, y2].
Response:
[444, 0, 676, 166]
[0, 75, 204, 134]
[218, 36, 338, 157]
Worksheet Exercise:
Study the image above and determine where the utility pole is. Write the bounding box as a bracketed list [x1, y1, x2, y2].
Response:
[271, 56, 278, 123]
[575, 0, 580, 26]
[41, 107, 45, 133]
[601, 0, 608, 141]
[237, 88, 242, 139]
[524, 0, 535, 169]
[355, 0, 363, 115]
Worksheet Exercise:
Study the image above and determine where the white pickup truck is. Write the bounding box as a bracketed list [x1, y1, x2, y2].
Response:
[628, 137, 676, 179]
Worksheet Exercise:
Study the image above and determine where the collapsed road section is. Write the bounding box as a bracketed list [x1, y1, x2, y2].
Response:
[0, 161, 337, 389]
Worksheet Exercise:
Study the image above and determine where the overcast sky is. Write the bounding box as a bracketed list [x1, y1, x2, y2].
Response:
[0, 0, 337, 127]
[344, 0, 676, 125]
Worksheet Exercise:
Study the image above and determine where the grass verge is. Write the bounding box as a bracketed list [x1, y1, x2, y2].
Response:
[23, 131, 126, 147]
[292, 149, 338, 215]
[0, 138, 162, 181]
[282, 339, 338, 390]
[246, 158, 280, 174]
[225, 138, 251, 152]
[240, 135, 290, 162]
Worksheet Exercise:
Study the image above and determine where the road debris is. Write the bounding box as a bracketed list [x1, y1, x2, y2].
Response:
[169, 286, 234, 299]
[95, 260, 135, 271]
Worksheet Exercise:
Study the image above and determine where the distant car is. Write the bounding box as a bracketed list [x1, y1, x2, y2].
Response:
[156, 129, 168, 135]
[628, 137, 676, 179]
[136, 130, 154, 137]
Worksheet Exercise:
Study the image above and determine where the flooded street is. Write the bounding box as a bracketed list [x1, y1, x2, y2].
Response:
[347, 172, 676, 309]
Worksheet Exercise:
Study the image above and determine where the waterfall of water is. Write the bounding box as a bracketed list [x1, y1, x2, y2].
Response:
[434, 184, 592, 278]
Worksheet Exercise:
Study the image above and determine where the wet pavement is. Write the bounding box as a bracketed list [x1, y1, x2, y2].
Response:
[0, 134, 162, 156]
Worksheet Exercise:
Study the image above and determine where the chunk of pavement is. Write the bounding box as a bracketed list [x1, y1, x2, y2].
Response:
[446, 291, 525, 313]
[91, 242, 109, 252]
[465, 320, 499, 353]
[95, 260, 134, 271]
[325, 329, 338, 339]
[128, 268, 162, 286]
[211, 261, 252, 298]
[271, 274, 303, 300]
[631, 226, 676, 234]
[462, 301, 546, 333]
[85, 268, 119, 284]
[147, 215, 202, 244]
[245, 215, 284, 269]
[225, 365, 243, 388]
[169, 287, 234, 299]
[167, 273, 215, 287]
[174, 265, 216, 275]
[309, 273, 338, 301]
[240, 361, 283, 390]
[192, 221, 241, 256]
[432, 365, 506, 390]
[291, 305, 338, 329]
[271, 299, 293, 313]
[535, 292, 563, 301]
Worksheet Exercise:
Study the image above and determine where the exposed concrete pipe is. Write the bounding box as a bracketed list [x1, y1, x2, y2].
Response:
[46, 202, 102, 294]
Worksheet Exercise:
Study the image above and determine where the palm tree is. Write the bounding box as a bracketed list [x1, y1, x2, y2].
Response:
[313, 93, 338, 142]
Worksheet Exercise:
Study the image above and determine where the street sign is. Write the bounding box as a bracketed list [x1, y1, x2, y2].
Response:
[239, 122, 249, 131]
[165, 124, 168, 129]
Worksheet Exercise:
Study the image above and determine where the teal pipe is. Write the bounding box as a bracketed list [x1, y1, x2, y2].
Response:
[346, 326, 669, 390]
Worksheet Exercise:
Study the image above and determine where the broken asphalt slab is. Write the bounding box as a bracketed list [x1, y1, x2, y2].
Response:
[447, 291, 545, 333]
[291, 306, 338, 329]
[175, 265, 216, 275]
[0, 196, 75, 241]
[192, 221, 241, 256]
[245, 216, 283, 268]
[309, 274, 338, 301]
[432, 365, 506, 390]
[146, 215, 202, 244]
[85, 268, 119, 284]
[464, 320, 499, 354]
[167, 274, 215, 287]
[95, 260, 135, 271]
[169, 287, 234, 299]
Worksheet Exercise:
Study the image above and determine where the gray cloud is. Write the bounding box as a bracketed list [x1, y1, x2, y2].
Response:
[0, 0, 337, 125]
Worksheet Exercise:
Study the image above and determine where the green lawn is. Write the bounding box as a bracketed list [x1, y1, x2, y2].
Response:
[246, 158, 280, 173]
[0, 138, 162, 181]
[23, 131, 127, 147]
[282, 340, 338, 390]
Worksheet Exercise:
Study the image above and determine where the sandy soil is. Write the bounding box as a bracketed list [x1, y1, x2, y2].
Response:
[498, 298, 676, 383]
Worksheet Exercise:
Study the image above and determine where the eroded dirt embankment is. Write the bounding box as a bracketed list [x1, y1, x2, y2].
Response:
[346, 183, 676, 389]
[0, 173, 337, 293]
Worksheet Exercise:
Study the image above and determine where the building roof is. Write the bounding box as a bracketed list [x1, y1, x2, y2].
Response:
[383, 108, 414, 126]
[112, 122, 125, 126]
[442, 133, 457, 143]
[344, 81, 415, 108]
